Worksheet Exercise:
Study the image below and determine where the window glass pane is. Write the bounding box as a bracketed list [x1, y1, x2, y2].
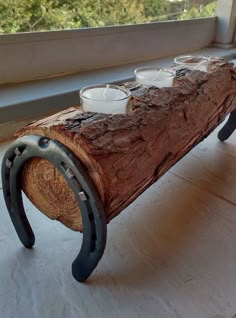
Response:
[176, 0, 217, 20]
[0, 0, 217, 34]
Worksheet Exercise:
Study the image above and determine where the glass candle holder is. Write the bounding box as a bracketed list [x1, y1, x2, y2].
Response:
[174, 55, 210, 72]
[80, 84, 131, 114]
[134, 66, 174, 88]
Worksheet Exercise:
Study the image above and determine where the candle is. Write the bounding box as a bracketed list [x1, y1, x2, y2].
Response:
[134, 67, 174, 88]
[229, 59, 236, 67]
[80, 84, 131, 114]
[174, 55, 210, 72]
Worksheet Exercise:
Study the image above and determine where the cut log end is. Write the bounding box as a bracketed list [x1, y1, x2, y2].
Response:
[22, 158, 82, 231]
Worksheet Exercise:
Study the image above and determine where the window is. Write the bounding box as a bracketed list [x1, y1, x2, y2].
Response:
[172, 0, 217, 20]
[0, 0, 217, 34]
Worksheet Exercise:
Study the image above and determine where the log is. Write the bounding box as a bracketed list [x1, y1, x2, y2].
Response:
[15, 60, 236, 232]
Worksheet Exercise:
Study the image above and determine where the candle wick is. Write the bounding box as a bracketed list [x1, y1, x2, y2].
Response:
[103, 84, 109, 98]
[152, 69, 161, 83]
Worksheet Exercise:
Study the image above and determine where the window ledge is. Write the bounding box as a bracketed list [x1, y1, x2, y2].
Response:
[1, 46, 236, 141]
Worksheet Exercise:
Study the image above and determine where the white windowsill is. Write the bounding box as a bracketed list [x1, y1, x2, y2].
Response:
[1, 46, 236, 141]
[0, 18, 215, 84]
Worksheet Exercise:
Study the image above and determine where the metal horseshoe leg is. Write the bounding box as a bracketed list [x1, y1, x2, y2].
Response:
[1, 135, 107, 282]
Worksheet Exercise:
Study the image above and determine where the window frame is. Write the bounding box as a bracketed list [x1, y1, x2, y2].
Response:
[0, 17, 216, 85]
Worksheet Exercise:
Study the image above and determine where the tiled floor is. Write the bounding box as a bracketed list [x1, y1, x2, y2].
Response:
[1, 123, 236, 318]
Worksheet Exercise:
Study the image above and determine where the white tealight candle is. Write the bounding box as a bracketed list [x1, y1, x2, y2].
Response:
[174, 55, 210, 72]
[80, 84, 131, 114]
[229, 59, 236, 67]
[134, 67, 174, 88]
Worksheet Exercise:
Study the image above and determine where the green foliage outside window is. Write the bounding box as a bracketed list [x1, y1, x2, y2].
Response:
[0, 0, 217, 34]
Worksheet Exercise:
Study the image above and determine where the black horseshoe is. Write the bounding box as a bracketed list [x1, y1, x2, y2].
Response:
[1, 135, 107, 282]
[218, 110, 236, 141]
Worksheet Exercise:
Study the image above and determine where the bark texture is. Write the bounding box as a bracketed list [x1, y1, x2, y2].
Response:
[16, 60, 236, 232]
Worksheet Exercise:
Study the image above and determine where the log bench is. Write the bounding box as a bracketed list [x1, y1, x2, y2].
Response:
[2, 59, 236, 283]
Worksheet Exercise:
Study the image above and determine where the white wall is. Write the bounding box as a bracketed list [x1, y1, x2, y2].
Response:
[215, 0, 236, 46]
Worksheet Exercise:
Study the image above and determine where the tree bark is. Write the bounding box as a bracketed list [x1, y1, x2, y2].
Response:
[16, 61, 236, 232]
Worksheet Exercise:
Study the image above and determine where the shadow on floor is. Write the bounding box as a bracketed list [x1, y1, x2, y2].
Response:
[88, 141, 236, 288]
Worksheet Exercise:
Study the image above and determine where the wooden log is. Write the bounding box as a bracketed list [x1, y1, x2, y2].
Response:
[15, 60, 236, 232]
